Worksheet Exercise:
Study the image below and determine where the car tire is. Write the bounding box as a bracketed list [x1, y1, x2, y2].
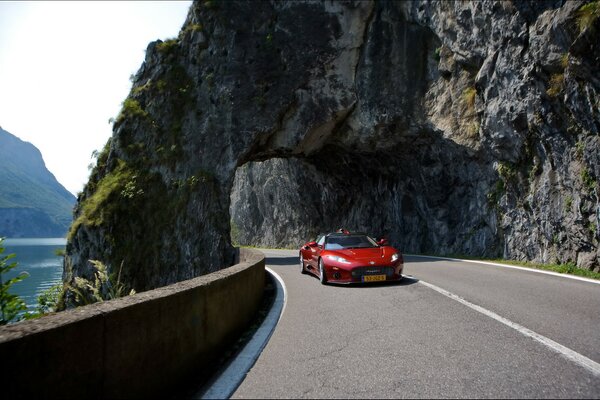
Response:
[300, 254, 307, 274]
[319, 258, 327, 285]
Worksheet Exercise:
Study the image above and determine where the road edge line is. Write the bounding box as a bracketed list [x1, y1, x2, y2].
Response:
[408, 254, 600, 285]
[197, 267, 287, 399]
[418, 279, 600, 377]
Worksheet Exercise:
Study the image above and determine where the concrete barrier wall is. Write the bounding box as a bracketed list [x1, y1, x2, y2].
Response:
[0, 248, 265, 399]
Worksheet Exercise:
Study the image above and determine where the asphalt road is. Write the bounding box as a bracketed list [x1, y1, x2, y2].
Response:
[232, 250, 600, 399]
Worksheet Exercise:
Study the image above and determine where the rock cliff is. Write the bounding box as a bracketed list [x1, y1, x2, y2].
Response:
[232, 0, 600, 270]
[65, 0, 599, 299]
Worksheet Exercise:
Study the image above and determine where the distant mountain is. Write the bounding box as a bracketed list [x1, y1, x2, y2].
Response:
[0, 126, 76, 238]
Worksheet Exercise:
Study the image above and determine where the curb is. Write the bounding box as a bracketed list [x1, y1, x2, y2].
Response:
[196, 267, 287, 399]
[407, 254, 600, 285]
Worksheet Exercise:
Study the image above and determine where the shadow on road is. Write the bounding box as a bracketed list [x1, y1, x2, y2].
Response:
[335, 276, 419, 289]
[266, 256, 298, 266]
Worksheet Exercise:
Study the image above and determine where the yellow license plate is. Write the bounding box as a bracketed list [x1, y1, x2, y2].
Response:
[363, 275, 386, 282]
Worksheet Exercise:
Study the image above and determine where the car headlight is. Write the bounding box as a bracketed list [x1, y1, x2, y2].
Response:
[391, 253, 399, 262]
[327, 255, 351, 264]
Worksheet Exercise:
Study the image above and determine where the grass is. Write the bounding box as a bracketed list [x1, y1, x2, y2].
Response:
[69, 159, 136, 239]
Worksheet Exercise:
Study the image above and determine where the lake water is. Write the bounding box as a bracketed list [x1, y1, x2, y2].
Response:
[2, 238, 65, 312]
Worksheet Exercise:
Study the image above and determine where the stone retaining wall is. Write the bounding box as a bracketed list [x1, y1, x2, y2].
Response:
[0, 248, 265, 399]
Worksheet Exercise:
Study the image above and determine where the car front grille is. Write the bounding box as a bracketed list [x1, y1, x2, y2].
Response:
[351, 266, 395, 278]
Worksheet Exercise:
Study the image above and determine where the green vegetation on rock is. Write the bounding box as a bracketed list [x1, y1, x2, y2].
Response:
[546, 73, 565, 97]
[64, 260, 135, 307]
[69, 159, 138, 239]
[116, 98, 148, 124]
[462, 86, 477, 114]
[581, 167, 597, 192]
[576, 1, 600, 33]
[156, 38, 179, 55]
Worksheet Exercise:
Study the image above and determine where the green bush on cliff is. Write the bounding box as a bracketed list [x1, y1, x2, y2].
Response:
[156, 39, 179, 57]
[581, 168, 597, 192]
[576, 1, 599, 33]
[115, 98, 148, 124]
[180, 23, 203, 38]
[69, 159, 138, 239]
[546, 73, 565, 97]
[462, 86, 477, 116]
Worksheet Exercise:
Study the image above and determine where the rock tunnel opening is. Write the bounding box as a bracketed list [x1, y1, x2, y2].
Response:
[229, 135, 501, 258]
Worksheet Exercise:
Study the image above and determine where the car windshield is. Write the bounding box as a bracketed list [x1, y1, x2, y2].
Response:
[325, 234, 378, 250]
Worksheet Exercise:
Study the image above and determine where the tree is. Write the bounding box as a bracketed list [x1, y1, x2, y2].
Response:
[0, 238, 28, 325]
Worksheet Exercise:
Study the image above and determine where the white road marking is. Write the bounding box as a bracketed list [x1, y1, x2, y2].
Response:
[198, 267, 288, 399]
[417, 279, 600, 377]
[408, 254, 600, 285]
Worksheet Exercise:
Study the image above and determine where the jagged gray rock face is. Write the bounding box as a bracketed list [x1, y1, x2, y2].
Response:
[231, 0, 600, 270]
[66, 0, 599, 299]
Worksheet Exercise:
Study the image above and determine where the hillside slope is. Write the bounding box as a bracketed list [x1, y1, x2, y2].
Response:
[0, 127, 75, 237]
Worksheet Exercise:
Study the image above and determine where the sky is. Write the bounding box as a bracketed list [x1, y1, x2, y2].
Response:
[0, 1, 193, 195]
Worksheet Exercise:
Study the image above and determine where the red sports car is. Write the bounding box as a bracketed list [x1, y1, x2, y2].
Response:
[299, 231, 404, 284]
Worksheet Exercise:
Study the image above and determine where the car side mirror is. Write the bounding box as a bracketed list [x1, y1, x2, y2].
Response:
[308, 241, 318, 247]
[377, 238, 388, 246]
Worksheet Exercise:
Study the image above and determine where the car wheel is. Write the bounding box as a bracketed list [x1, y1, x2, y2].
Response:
[319, 258, 327, 285]
[300, 254, 307, 274]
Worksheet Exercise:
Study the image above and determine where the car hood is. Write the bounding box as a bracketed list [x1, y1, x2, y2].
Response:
[331, 247, 395, 261]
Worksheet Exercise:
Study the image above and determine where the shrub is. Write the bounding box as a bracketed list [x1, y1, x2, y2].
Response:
[181, 23, 203, 38]
[462, 86, 477, 114]
[116, 98, 148, 124]
[560, 53, 569, 70]
[0, 238, 28, 325]
[156, 38, 179, 55]
[575, 140, 585, 160]
[65, 260, 135, 307]
[564, 195, 573, 212]
[546, 73, 564, 97]
[576, 1, 600, 33]
[22, 283, 64, 319]
[581, 168, 597, 192]
[497, 162, 517, 182]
